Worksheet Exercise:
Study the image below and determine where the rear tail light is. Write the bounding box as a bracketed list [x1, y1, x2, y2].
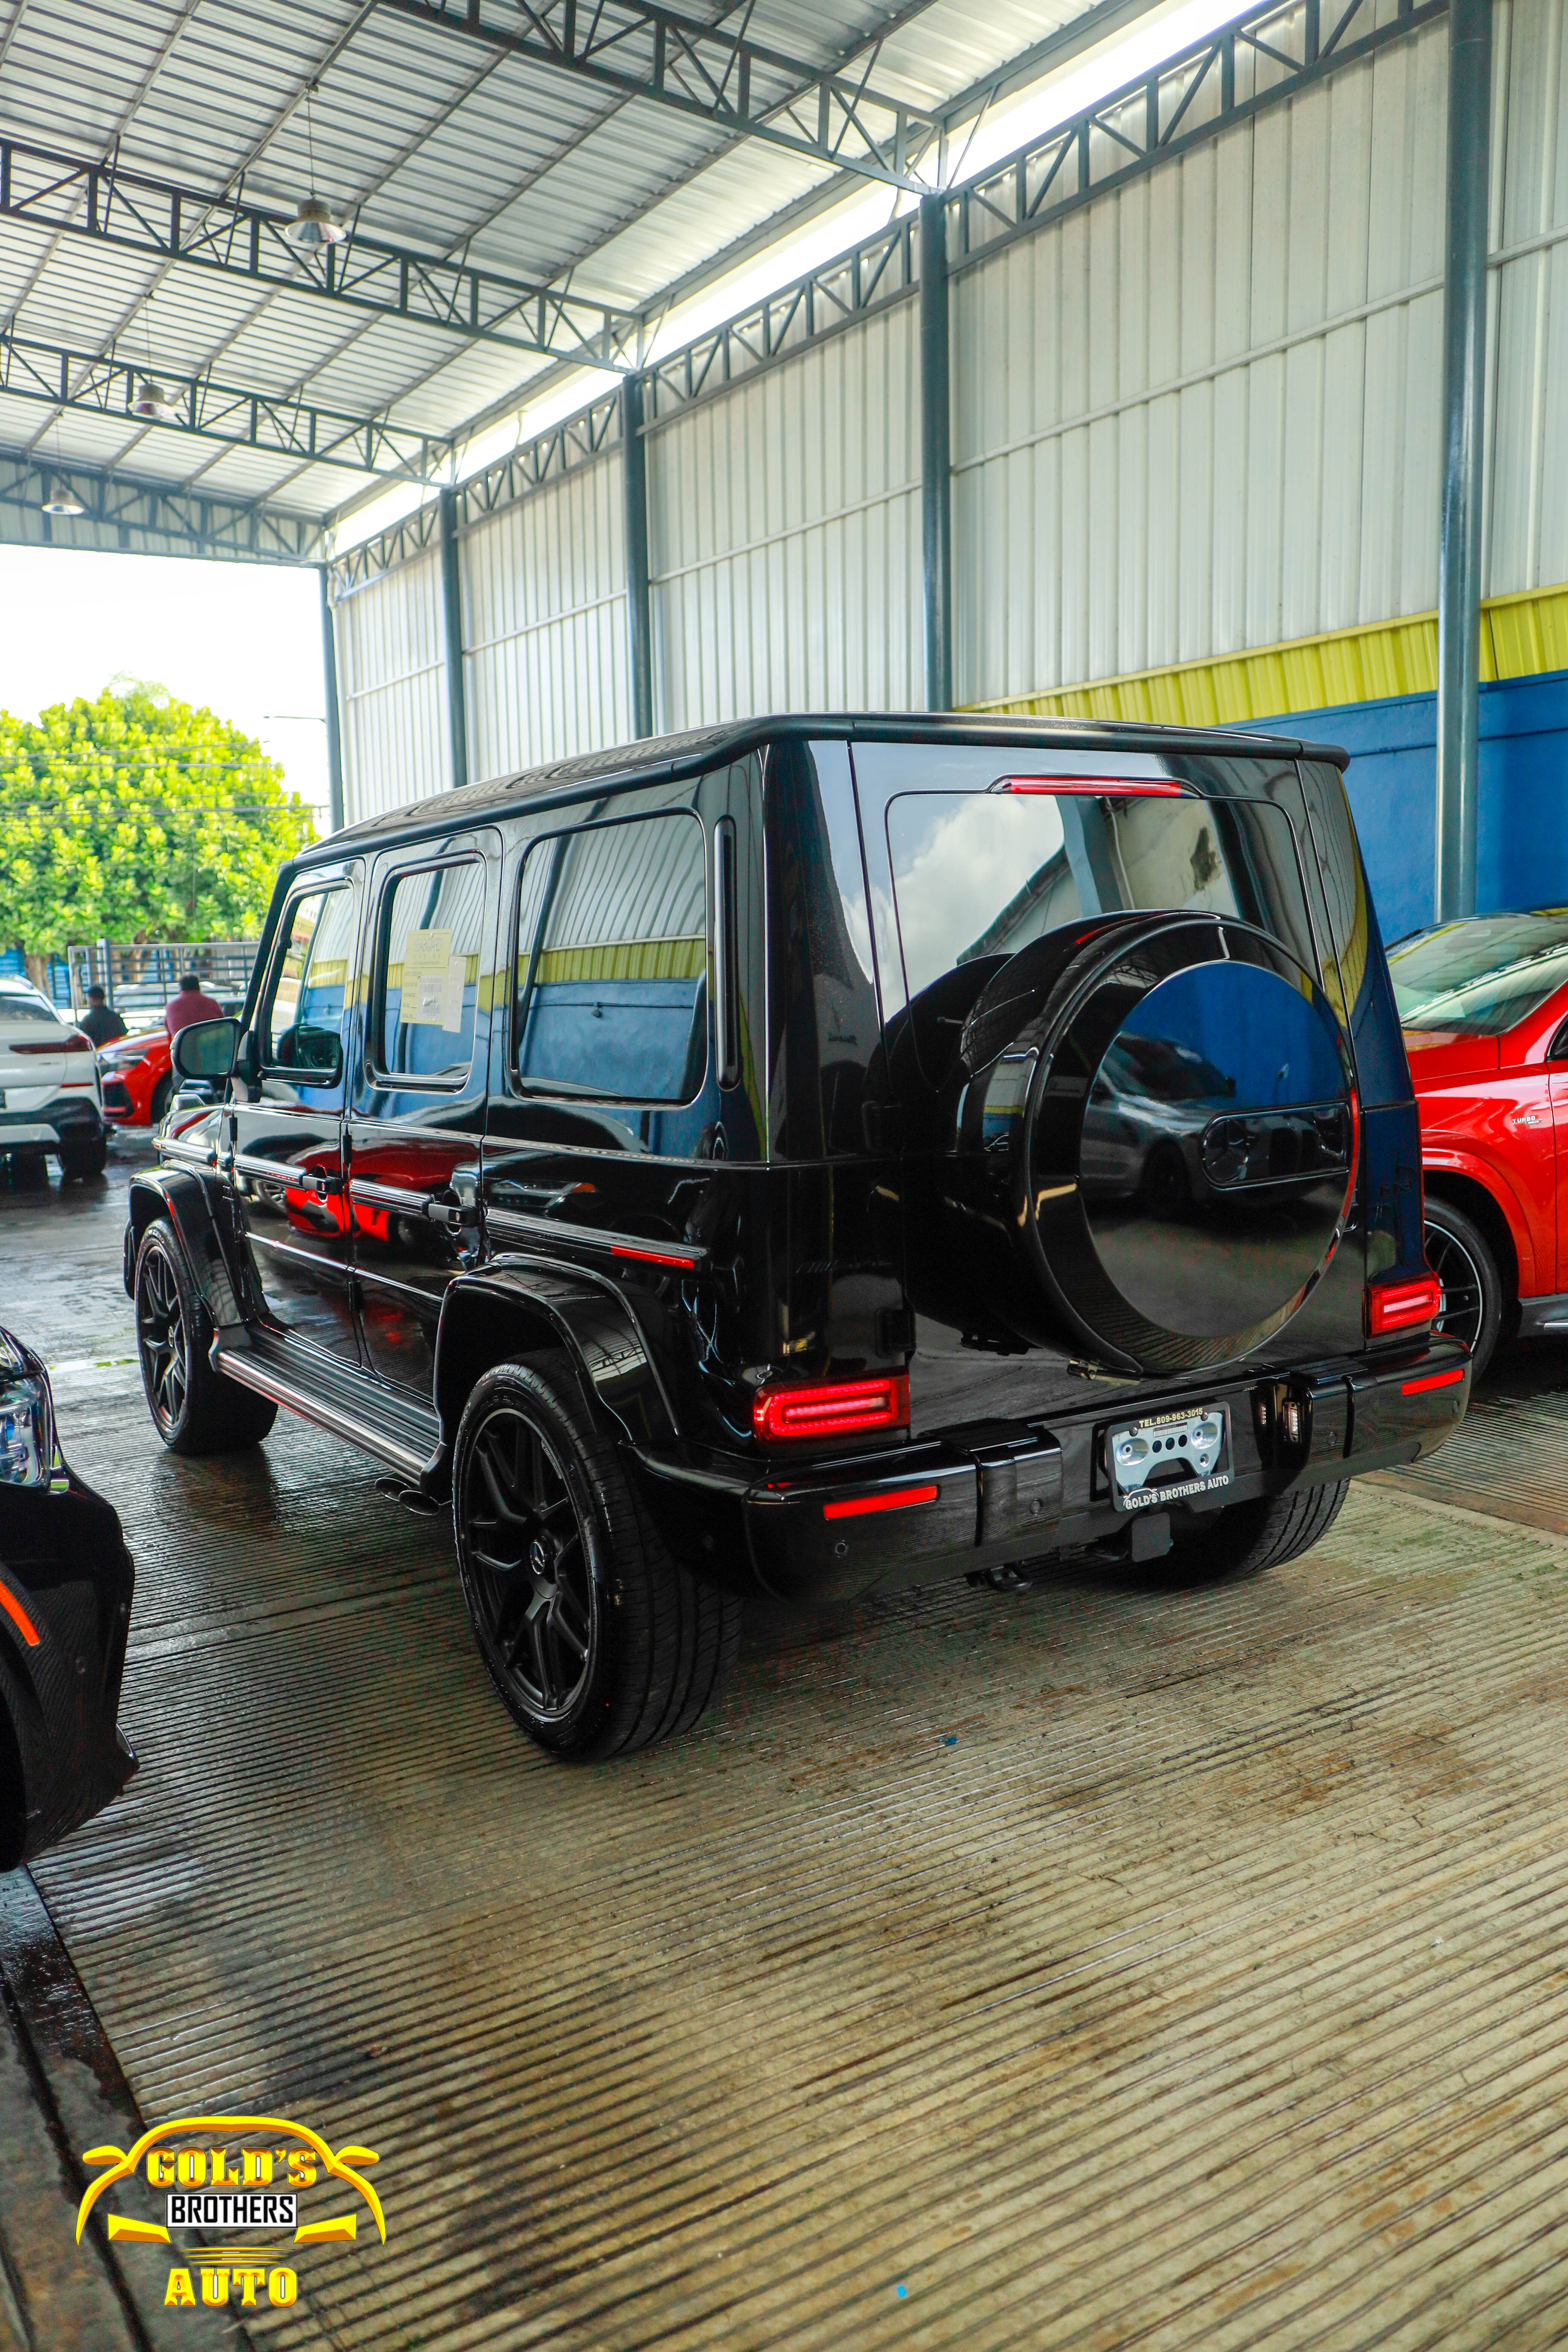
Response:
[8, 1031, 92, 1055]
[1366, 1274, 1443, 1335]
[752, 1370, 909, 1444]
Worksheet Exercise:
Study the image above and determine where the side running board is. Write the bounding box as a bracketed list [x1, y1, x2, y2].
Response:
[211, 1326, 441, 1483]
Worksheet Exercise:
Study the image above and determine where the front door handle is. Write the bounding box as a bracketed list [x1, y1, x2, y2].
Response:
[231, 1151, 342, 1194]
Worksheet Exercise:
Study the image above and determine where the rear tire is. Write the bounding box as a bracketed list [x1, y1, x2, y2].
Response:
[58, 1136, 108, 1180]
[453, 1354, 742, 1760]
[1163, 1478, 1350, 1582]
[1424, 1195, 1503, 1381]
[134, 1220, 278, 1453]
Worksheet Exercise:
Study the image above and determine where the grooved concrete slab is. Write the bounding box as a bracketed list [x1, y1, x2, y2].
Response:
[10, 1149, 1568, 2349]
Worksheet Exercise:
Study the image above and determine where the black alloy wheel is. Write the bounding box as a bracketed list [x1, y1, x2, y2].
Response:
[461, 1403, 597, 1724]
[1424, 1196, 1502, 1380]
[133, 1220, 278, 1454]
[136, 1236, 188, 1439]
[453, 1355, 744, 1760]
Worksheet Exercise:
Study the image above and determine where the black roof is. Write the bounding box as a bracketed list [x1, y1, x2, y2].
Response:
[305, 710, 1349, 863]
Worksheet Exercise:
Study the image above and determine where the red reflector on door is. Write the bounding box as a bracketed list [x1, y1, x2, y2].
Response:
[823, 1484, 939, 1521]
[1401, 1367, 1466, 1396]
[612, 1243, 699, 1270]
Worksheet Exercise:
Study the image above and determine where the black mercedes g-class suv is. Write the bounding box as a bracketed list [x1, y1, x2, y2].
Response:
[127, 717, 1468, 1759]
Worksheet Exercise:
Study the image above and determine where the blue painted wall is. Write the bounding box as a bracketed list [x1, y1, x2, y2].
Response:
[1249, 665, 1568, 945]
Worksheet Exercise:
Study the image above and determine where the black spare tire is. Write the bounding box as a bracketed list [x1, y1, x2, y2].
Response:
[956, 913, 1357, 1372]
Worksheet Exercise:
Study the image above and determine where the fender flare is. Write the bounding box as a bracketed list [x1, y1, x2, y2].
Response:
[1421, 1148, 1537, 1293]
[124, 1167, 246, 1328]
[433, 1259, 678, 1450]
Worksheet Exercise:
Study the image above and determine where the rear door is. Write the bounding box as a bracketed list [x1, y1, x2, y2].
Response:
[347, 832, 499, 1395]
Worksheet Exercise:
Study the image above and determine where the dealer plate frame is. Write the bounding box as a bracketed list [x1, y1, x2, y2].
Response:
[1107, 1404, 1233, 1513]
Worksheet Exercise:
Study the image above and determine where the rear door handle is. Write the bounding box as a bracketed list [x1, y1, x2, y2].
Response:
[425, 1199, 479, 1232]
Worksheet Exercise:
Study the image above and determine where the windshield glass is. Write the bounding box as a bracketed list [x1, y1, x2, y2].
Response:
[1388, 914, 1568, 1035]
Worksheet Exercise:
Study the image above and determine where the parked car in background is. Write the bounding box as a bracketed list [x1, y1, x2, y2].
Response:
[0, 1328, 136, 1859]
[98, 1023, 177, 1129]
[125, 716, 1468, 1764]
[98, 999, 246, 1129]
[1393, 910, 1568, 1378]
[0, 981, 108, 1179]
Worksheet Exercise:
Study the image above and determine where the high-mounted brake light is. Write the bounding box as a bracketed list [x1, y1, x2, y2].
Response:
[753, 1371, 910, 1444]
[823, 1483, 938, 1521]
[995, 776, 1185, 797]
[1366, 1274, 1443, 1336]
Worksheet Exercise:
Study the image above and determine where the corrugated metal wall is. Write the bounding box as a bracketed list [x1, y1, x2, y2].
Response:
[462, 456, 629, 781]
[332, 0, 1568, 816]
[335, 547, 448, 824]
[648, 304, 922, 729]
[952, 12, 1452, 704]
[1489, 0, 1568, 601]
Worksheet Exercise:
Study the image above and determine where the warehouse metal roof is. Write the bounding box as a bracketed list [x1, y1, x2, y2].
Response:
[0, 0, 1180, 547]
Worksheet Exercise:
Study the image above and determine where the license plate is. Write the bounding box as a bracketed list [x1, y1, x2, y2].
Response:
[1107, 1406, 1231, 1511]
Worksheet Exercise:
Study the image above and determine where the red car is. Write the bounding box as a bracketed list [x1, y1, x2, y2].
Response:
[96, 998, 244, 1127]
[1392, 911, 1568, 1379]
[96, 1024, 176, 1127]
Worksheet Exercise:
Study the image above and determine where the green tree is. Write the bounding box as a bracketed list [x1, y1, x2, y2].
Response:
[0, 678, 315, 978]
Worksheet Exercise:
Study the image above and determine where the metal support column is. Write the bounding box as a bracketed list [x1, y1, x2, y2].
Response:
[621, 373, 654, 738]
[919, 194, 953, 712]
[1435, 0, 1493, 921]
[438, 487, 468, 792]
[317, 565, 345, 835]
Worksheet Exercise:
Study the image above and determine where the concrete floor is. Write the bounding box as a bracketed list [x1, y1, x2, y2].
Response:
[5, 1138, 1568, 2349]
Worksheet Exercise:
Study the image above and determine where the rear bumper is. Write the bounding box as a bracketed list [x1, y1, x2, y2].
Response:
[0, 1098, 104, 1152]
[631, 1337, 1472, 1603]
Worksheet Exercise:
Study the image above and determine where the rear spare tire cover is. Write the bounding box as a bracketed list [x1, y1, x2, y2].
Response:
[964, 915, 1357, 1372]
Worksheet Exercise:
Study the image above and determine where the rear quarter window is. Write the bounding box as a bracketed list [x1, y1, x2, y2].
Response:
[513, 810, 707, 1104]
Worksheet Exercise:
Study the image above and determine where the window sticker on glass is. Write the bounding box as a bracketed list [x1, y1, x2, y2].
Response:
[400, 927, 466, 1030]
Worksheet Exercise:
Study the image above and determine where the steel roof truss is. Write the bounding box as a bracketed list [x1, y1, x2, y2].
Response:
[0, 328, 436, 478]
[383, 0, 941, 191]
[0, 135, 642, 367]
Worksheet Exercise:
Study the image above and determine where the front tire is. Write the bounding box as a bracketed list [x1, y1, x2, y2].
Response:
[1424, 1196, 1502, 1381]
[453, 1355, 741, 1760]
[134, 1221, 278, 1454]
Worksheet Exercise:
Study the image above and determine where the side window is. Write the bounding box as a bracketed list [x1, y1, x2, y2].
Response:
[514, 812, 707, 1102]
[261, 889, 355, 1076]
[375, 862, 484, 1086]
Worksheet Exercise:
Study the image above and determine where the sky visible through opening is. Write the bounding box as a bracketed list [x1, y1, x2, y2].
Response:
[0, 546, 330, 834]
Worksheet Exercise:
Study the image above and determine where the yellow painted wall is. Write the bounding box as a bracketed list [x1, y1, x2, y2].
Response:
[968, 583, 1568, 729]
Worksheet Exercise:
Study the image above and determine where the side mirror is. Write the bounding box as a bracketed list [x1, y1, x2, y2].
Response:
[234, 1029, 262, 1087]
[171, 1017, 240, 1081]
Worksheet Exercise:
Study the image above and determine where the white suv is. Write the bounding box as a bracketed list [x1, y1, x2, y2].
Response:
[0, 981, 108, 1180]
